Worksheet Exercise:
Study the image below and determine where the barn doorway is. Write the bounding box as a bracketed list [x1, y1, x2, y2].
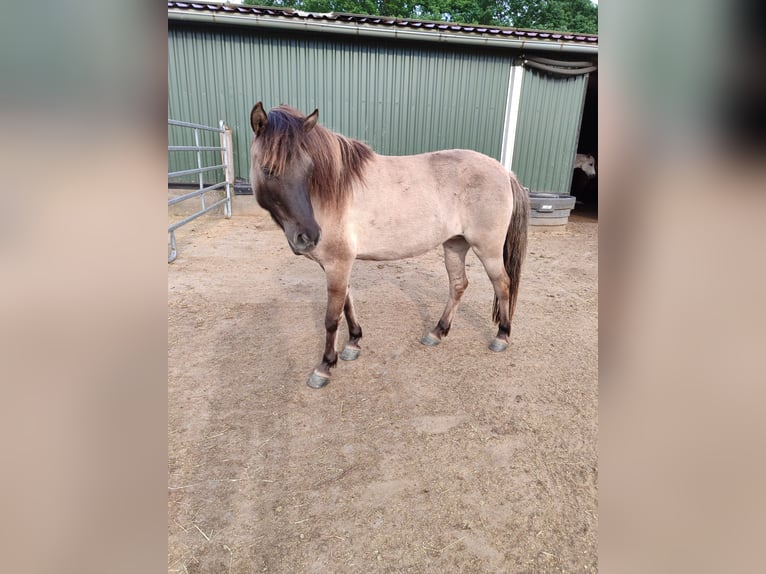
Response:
[571, 72, 598, 212]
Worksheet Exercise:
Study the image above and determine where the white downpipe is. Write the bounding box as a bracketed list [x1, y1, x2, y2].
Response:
[500, 64, 524, 172]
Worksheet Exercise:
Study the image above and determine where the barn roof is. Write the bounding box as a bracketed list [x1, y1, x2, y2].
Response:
[167, 2, 598, 54]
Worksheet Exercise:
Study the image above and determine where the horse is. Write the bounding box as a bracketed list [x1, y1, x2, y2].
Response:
[572, 153, 597, 205]
[249, 102, 529, 388]
[574, 153, 597, 178]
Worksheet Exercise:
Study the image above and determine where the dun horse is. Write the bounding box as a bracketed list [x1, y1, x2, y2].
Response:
[249, 103, 529, 388]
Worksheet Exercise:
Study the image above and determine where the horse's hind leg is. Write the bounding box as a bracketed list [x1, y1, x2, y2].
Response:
[473, 249, 512, 352]
[422, 237, 470, 346]
[339, 290, 363, 361]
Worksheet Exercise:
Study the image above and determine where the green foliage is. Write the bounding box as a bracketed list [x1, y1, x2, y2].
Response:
[506, 0, 598, 34]
[242, 1, 413, 17]
[416, 0, 503, 25]
[242, 0, 598, 34]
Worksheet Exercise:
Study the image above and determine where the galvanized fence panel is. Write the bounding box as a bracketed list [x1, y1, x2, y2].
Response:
[168, 119, 232, 263]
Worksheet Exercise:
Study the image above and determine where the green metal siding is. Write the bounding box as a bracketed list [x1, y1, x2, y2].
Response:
[511, 68, 589, 194]
[168, 24, 513, 181]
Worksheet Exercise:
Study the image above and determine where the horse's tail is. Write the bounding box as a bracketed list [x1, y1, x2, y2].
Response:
[493, 172, 529, 326]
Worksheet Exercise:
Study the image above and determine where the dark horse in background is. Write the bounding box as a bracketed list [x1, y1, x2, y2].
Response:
[572, 153, 598, 206]
[249, 103, 529, 388]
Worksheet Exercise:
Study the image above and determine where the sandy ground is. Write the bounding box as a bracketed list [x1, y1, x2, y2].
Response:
[168, 199, 598, 573]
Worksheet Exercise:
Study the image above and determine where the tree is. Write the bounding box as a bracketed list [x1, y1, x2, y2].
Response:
[505, 0, 597, 34]
[415, 0, 504, 26]
[242, 0, 598, 34]
[243, 1, 413, 18]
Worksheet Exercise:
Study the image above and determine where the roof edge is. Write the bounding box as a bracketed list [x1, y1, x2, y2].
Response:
[167, 3, 598, 55]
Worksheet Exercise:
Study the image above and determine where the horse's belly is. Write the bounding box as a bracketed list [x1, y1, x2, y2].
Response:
[349, 151, 508, 261]
[352, 216, 458, 261]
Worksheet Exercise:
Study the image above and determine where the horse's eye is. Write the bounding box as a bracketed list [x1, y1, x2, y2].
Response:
[262, 166, 275, 178]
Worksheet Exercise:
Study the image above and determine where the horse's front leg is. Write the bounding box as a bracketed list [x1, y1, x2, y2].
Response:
[306, 262, 353, 389]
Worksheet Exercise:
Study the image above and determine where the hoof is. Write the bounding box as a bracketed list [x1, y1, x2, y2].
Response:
[306, 371, 330, 389]
[421, 333, 441, 347]
[340, 345, 361, 361]
[489, 338, 509, 353]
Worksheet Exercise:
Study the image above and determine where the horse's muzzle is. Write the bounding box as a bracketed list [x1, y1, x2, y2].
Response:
[289, 229, 321, 255]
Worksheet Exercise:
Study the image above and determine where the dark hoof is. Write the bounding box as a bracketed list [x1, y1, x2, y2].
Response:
[340, 345, 361, 361]
[306, 371, 330, 389]
[421, 333, 441, 347]
[489, 338, 509, 353]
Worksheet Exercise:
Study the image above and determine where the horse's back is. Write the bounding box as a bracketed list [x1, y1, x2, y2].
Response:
[368, 149, 511, 200]
[346, 149, 513, 260]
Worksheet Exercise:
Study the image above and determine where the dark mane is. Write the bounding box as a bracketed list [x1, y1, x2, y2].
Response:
[258, 105, 374, 210]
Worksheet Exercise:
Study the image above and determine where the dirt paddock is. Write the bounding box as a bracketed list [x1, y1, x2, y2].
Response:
[168, 200, 598, 573]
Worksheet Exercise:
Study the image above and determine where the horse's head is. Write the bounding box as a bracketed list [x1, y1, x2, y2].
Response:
[249, 102, 322, 255]
[576, 154, 597, 178]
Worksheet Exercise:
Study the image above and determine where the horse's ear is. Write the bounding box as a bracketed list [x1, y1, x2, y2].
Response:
[303, 108, 319, 133]
[250, 102, 268, 136]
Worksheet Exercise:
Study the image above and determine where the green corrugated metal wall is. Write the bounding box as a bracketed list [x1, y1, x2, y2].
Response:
[168, 24, 513, 182]
[511, 68, 589, 194]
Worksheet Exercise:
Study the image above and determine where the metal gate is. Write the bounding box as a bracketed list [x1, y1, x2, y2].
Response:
[168, 119, 232, 263]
